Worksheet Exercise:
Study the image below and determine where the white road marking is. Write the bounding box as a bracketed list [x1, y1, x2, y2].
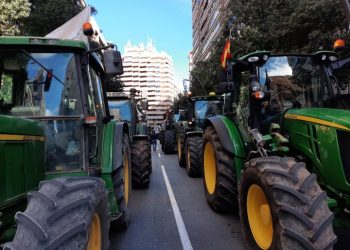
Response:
[161, 165, 193, 250]
[158, 153, 161, 158]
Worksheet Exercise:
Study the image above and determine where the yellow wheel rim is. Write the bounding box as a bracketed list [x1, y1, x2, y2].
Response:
[204, 142, 216, 194]
[124, 154, 130, 206]
[87, 213, 101, 250]
[247, 184, 273, 250]
[186, 145, 191, 169]
[178, 136, 182, 159]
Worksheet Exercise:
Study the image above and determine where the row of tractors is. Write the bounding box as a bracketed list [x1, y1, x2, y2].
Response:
[161, 48, 350, 249]
[0, 7, 152, 250]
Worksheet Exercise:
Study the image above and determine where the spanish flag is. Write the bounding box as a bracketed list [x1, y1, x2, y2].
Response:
[221, 39, 231, 70]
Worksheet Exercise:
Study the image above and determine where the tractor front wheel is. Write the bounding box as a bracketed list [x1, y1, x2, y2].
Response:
[239, 157, 337, 250]
[203, 126, 238, 213]
[4, 177, 110, 250]
[186, 136, 202, 177]
[112, 133, 131, 229]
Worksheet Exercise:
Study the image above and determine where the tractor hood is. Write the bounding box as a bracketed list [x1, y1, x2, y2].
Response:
[285, 108, 350, 131]
[0, 115, 44, 136]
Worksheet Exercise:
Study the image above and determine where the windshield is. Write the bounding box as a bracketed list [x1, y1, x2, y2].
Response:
[258, 55, 327, 111]
[194, 100, 223, 127]
[0, 51, 81, 116]
[108, 99, 132, 122]
[0, 51, 83, 172]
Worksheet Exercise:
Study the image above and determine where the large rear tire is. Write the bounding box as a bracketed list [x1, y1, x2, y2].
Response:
[239, 157, 337, 250]
[203, 126, 238, 213]
[163, 129, 176, 154]
[4, 177, 109, 250]
[112, 133, 131, 229]
[177, 126, 186, 167]
[186, 136, 202, 177]
[131, 139, 151, 189]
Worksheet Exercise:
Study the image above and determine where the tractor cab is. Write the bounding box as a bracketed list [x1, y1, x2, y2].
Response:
[188, 94, 224, 130]
[0, 44, 87, 173]
[0, 36, 125, 176]
[220, 51, 347, 135]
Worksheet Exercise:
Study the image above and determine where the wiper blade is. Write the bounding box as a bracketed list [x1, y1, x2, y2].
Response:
[21, 49, 66, 87]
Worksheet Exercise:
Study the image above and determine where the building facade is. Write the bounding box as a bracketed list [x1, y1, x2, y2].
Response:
[121, 41, 175, 126]
[192, 0, 230, 63]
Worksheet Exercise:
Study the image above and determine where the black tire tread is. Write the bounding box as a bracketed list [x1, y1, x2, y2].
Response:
[163, 130, 176, 154]
[4, 177, 110, 250]
[240, 157, 337, 250]
[186, 136, 203, 177]
[203, 126, 238, 213]
[177, 126, 186, 167]
[111, 133, 131, 229]
[131, 139, 151, 189]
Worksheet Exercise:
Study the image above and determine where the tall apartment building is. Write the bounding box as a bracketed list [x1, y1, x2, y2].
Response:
[121, 41, 175, 126]
[192, 0, 230, 63]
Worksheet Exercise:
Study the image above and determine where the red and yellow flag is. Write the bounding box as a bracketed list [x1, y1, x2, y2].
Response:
[220, 39, 231, 70]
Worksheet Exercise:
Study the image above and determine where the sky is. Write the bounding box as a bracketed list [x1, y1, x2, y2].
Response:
[87, 0, 192, 90]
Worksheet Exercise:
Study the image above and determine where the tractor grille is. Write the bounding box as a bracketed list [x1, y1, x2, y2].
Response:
[337, 130, 350, 183]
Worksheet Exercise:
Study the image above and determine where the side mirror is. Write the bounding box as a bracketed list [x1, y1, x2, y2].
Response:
[103, 49, 124, 75]
[215, 82, 233, 95]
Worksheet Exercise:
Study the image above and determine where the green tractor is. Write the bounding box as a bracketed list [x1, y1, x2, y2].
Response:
[0, 35, 131, 249]
[159, 110, 177, 154]
[107, 88, 151, 188]
[201, 50, 350, 249]
[176, 93, 224, 177]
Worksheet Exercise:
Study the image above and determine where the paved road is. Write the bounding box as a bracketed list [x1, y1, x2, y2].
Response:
[110, 146, 350, 250]
[110, 146, 246, 250]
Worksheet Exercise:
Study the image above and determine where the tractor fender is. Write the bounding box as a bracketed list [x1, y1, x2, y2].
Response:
[112, 121, 129, 172]
[185, 131, 203, 138]
[203, 116, 245, 158]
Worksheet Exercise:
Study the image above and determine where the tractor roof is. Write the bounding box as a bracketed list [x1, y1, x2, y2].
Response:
[0, 36, 87, 50]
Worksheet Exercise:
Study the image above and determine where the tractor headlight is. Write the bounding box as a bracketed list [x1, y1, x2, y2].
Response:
[248, 56, 259, 63]
[329, 55, 337, 62]
[251, 81, 261, 92]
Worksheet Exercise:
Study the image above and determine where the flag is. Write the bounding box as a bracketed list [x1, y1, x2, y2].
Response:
[220, 39, 231, 70]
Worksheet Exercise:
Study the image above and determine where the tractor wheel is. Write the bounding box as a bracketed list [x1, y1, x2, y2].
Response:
[202, 126, 238, 213]
[159, 131, 164, 145]
[112, 133, 131, 229]
[4, 177, 109, 250]
[239, 157, 337, 250]
[131, 139, 151, 189]
[177, 126, 186, 167]
[186, 136, 202, 177]
[163, 129, 176, 154]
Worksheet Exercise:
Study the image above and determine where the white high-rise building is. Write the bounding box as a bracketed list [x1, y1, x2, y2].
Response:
[121, 40, 175, 126]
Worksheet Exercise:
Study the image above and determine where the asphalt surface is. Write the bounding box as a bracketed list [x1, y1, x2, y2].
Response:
[110, 144, 350, 250]
[110, 145, 246, 250]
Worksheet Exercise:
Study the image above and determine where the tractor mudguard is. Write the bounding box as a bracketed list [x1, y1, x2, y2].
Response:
[204, 116, 245, 157]
[185, 131, 203, 138]
[101, 121, 129, 174]
[204, 116, 246, 177]
[112, 122, 129, 172]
